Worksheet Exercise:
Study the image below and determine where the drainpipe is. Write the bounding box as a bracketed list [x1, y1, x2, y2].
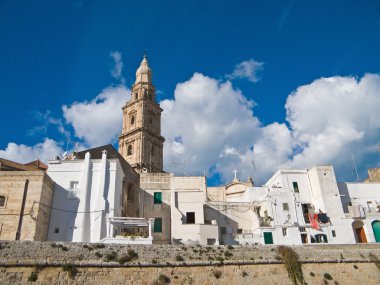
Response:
[15, 179, 29, 240]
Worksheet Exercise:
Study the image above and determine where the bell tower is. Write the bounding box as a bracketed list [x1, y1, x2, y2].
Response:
[118, 55, 164, 173]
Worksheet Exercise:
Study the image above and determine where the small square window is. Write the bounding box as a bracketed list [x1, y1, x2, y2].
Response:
[154, 218, 162, 232]
[186, 212, 195, 224]
[0, 196, 6, 207]
[293, 182, 299, 193]
[154, 192, 162, 204]
[237, 228, 243, 234]
[283, 203, 289, 211]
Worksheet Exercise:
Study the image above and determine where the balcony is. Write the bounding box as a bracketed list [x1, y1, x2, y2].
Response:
[347, 206, 366, 218]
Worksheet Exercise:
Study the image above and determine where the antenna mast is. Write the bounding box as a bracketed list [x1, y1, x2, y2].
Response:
[351, 153, 360, 182]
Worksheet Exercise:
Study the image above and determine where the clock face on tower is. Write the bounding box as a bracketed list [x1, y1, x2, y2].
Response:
[118, 56, 164, 173]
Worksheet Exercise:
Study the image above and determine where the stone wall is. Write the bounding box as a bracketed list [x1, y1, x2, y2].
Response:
[0, 172, 54, 241]
[0, 241, 379, 284]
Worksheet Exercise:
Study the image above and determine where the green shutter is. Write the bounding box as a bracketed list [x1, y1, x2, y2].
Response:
[154, 192, 162, 204]
[293, 182, 299, 193]
[372, 221, 380, 242]
[264, 232, 273, 244]
[154, 218, 162, 232]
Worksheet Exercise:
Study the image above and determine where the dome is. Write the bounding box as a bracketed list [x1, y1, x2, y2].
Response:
[135, 55, 152, 84]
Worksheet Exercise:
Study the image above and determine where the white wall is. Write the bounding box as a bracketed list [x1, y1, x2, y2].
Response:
[47, 153, 124, 243]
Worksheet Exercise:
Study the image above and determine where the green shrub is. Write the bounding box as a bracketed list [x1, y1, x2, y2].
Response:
[95, 252, 103, 258]
[152, 259, 158, 264]
[28, 272, 38, 282]
[324, 273, 333, 280]
[176, 255, 184, 262]
[227, 245, 234, 250]
[353, 265, 358, 269]
[118, 255, 132, 264]
[224, 250, 233, 258]
[242, 271, 248, 277]
[158, 274, 170, 283]
[62, 264, 78, 279]
[127, 249, 139, 259]
[104, 251, 118, 262]
[61, 246, 69, 251]
[213, 270, 222, 279]
[94, 243, 105, 249]
[309, 272, 315, 277]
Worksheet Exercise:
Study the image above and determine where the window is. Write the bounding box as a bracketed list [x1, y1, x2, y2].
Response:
[151, 145, 155, 156]
[0, 196, 6, 207]
[237, 228, 243, 234]
[221, 227, 226, 235]
[332, 230, 336, 237]
[130, 115, 135, 125]
[186, 212, 195, 224]
[127, 145, 133, 156]
[282, 228, 287, 236]
[54, 227, 59, 234]
[299, 227, 306, 232]
[315, 234, 328, 243]
[135, 93, 138, 100]
[301, 203, 310, 223]
[293, 182, 299, 193]
[68, 181, 79, 199]
[149, 116, 153, 124]
[283, 203, 289, 211]
[301, 233, 308, 244]
[149, 92, 152, 100]
[207, 238, 216, 245]
[154, 192, 162, 204]
[154, 218, 162, 232]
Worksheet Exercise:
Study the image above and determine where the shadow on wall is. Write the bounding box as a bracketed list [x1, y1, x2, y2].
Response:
[47, 184, 79, 242]
[204, 205, 239, 245]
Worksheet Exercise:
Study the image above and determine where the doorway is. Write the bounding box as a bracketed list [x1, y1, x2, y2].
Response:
[352, 220, 367, 243]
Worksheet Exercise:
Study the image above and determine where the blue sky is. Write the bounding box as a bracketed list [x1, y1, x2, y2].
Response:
[1, 1, 380, 185]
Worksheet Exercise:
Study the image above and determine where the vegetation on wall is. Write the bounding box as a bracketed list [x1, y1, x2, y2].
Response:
[277, 246, 305, 285]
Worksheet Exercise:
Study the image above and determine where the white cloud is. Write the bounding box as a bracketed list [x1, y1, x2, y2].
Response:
[110, 51, 125, 83]
[227, 59, 264, 83]
[161, 73, 263, 180]
[286, 74, 380, 177]
[161, 72, 380, 184]
[0, 138, 63, 163]
[62, 85, 130, 147]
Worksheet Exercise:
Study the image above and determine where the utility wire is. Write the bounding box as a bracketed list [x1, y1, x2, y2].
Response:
[34, 201, 106, 214]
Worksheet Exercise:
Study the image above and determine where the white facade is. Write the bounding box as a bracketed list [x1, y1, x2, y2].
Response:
[203, 166, 373, 245]
[338, 181, 380, 243]
[139, 173, 219, 245]
[47, 150, 148, 243]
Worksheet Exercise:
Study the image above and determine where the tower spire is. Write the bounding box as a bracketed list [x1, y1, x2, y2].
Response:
[118, 55, 165, 173]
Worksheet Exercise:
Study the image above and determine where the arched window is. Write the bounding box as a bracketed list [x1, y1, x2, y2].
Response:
[127, 145, 133, 156]
[130, 115, 135, 125]
[0, 196, 6, 207]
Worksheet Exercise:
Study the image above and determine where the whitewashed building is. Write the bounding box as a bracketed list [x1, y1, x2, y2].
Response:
[338, 181, 380, 243]
[46, 145, 146, 244]
[138, 173, 219, 245]
[204, 166, 371, 245]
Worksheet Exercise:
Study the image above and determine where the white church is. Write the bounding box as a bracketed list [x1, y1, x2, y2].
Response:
[45, 56, 380, 246]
